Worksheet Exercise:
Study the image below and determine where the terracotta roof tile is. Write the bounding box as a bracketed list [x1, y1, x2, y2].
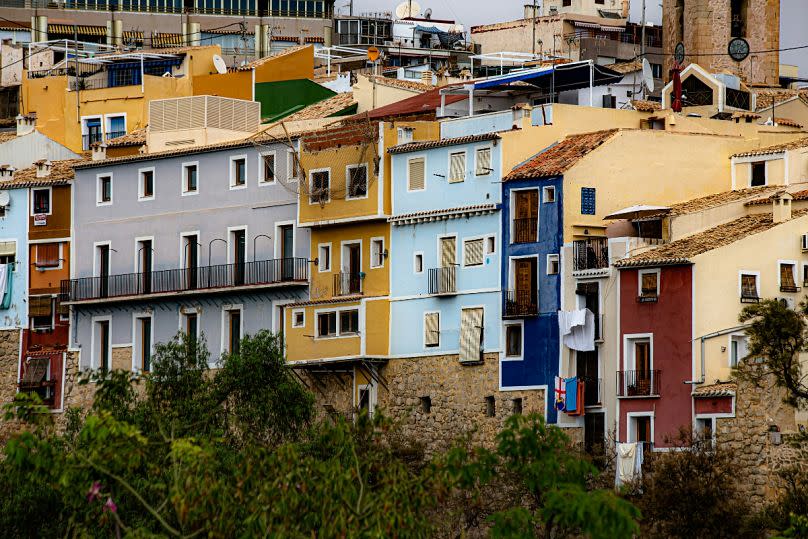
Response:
[389, 203, 498, 224]
[105, 128, 146, 148]
[607, 59, 642, 75]
[774, 117, 803, 128]
[755, 89, 808, 110]
[282, 93, 356, 123]
[0, 132, 16, 144]
[3, 158, 87, 188]
[693, 382, 737, 397]
[615, 211, 808, 268]
[504, 129, 618, 180]
[644, 186, 783, 218]
[631, 99, 662, 112]
[388, 133, 499, 154]
[745, 188, 808, 206]
[732, 136, 808, 158]
[368, 76, 434, 93]
[237, 45, 311, 70]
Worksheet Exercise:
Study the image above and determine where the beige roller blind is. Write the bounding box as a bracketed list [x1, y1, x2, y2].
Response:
[449, 151, 465, 183]
[0, 241, 15, 257]
[440, 237, 456, 268]
[424, 312, 439, 347]
[408, 157, 425, 190]
[476, 147, 491, 175]
[459, 307, 483, 363]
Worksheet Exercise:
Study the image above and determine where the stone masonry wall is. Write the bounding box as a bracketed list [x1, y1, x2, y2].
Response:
[0, 329, 21, 443]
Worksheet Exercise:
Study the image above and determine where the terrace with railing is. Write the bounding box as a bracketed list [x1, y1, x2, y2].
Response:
[503, 289, 538, 317]
[573, 238, 609, 272]
[428, 266, 457, 296]
[61, 257, 308, 303]
[512, 218, 538, 243]
[334, 272, 362, 296]
[616, 370, 661, 397]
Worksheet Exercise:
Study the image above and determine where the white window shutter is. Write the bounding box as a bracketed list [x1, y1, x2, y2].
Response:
[459, 308, 483, 363]
[449, 152, 465, 183]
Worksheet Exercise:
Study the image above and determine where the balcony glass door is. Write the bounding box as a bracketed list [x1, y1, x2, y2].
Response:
[139, 240, 152, 294]
[185, 235, 198, 290]
[232, 230, 246, 286]
[576, 350, 600, 407]
[98, 245, 110, 298]
[280, 225, 294, 280]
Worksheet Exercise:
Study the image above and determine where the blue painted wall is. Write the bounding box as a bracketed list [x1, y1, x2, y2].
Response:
[0, 187, 29, 330]
[500, 175, 563, 423]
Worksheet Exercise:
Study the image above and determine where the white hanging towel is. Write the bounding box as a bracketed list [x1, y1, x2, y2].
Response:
[0, 263, 8, 306]
[557, 308, 595, 351]
[615, 442, 638, 487]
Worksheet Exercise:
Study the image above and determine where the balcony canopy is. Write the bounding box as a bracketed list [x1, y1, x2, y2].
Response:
[603, 205, 671, 220]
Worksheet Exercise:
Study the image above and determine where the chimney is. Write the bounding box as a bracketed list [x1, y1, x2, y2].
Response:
[16, 113, 35, 136]
[0, 165, 15, 181]
[772, 192, 793, 223]
[91, 142, 107, 162]
[621, 0, 630, 18]
[512, 103, 533, 129]
[420, 70, 433, 85]
[34, 160, 51, 178]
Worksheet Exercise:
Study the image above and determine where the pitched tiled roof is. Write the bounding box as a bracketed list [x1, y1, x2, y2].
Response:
[615, 211, 807, 268]
[639, 186, 783, 218]
[282, 93, 356, 123]
[364, 86, 466, 120]
[745, 188, 808, 206]
[367, 76, 434, 93]
[504, 129, 618, 181]
[389, 203, 498, 225]
[237, 45, 311, 70]
[607, 59, 642, 75]
[732, 136, 808, 158]
[388, 133, 500, 154]
[755, 89, 808, 110]
[732, 111, 761, 120]
[0, 132, 16, 144]
[3, 158, 87, 188]
[775, 117, 803, 128]
[693, 382, 737, 397]
[631, 99, 662, 112]
[105, 128, 146, 148]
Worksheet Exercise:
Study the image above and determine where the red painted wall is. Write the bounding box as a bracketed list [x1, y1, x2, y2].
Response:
[20, 325, 68, 409]
[694, 396, 733, 415]
[619, 265, 693, 448]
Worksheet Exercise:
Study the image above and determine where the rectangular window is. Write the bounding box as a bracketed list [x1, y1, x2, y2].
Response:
[780, 263, 798, 292]
[632, 416, 652, 444]
[98, 175, 112, 204]
[485, 236, 495, 255]
[339, 309, 359, 334]
[261, 153, 276, 183]
[227, 309, 242, 355]
[449, 151, 466, 183]
[292, 309, 305, 328]
[183, 164, 198, 193]
[581, 187, 596, 215]
[414, 253, 423, 273]
[751, 162, 766, 187]
[232, 158, 246, 187]
[464, 238, 484, 267]
[347, 164, 368, 198]
[317, 311, 337, 337]
[318, 244, 331, 272]
[459, 307, 484, 363]
[35, 243, 60, 268]
[32, 188, 50, 214]
[730, 334, 749, 368]
[543, 186, 556, 203]
[138, 316, 152, 372]
[184, 312, 198, 352]
[139, 169, 154, 200]
[513, 190, 539, 243]
[639, 270, 660, 300]
[30, 296, 54, 330]
[371, 238, 384, 268]
[547, 254, 559, 275]
[0, 241, 16, 265]
[310, 170, 330, 204]
[408, 157, 425, 191]
[505, 324, 522, 357]
[97, 319, 110, 371]
[424, 312, 440, 347]
[741, 273, 759, 302]
[475, 147, 491, 176]
[287, 150, 300, 181]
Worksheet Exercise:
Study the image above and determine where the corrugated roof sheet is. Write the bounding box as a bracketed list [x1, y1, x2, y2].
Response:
[731, 136, 808, 158]
[388, 133, 500, 154]
[504, 129, 618, 180]
[615, 211, 808, 268]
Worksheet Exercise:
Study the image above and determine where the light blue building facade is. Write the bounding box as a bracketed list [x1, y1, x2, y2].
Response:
[388, 132, 502, 363]
[0, 174, 28, 331]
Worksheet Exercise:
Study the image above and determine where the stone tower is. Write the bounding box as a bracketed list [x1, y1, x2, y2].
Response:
[662, 0, 780, 86]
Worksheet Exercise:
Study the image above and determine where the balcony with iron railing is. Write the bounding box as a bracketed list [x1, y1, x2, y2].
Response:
[82, 132, 103, 150]
[512, 218, 538, 244]
[504, 289, 538, 318]
[106, 130, 127, 141]
[573, 238, 609, 272]
[579, 376, 602, 407]
[428, 266, 457, 296]
[616, 370, 661, 398]
[334, 272, 362, 296]
[61, 257, 308, 303]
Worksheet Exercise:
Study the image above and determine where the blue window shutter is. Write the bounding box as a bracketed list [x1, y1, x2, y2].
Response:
[581, 187, 596, 215]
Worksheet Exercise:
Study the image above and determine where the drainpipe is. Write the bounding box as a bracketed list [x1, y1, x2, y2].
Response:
[686, 324, 750, 385]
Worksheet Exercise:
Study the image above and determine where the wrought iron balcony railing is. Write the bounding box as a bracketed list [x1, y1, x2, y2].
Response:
[504, 289, 538, 317]
[573, 238, 609, 271]
[616, 370, 661, 398]
[428, 266, 457, 296]
[61, 257, 308, 302]
[334, 272, 362, 296]
[512, 218, 538, 243]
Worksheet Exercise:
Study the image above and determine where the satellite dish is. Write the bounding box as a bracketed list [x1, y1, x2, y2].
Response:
[212, 54, 227, 75]
[0, 191, 10, 207]
[395, 0, 421, 19]
[641, 58, 655, 93]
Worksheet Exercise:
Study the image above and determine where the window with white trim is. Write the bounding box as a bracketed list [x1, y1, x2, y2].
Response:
[547, 254, 559, 275]
[505, 324, 522, 358]
[780, 262, 798, 292]
[287, 150, 300, 181]
[318, 244, 331, 272]
[317, 311, 337, 337]
[730, 334, 749, 368]
[485, 236, 495, 255]
[543, 185, 556, 203]
[32, 188, 50, 214]
[347, 164, 368, 199]
[414, 253, 423, 273]
[310, 170, 330, 204]
[475, 147, 491, 176]
[261, 152, 276, 184]
[183, 163, 198, 193]
[339, 309, 359, 335]
[292, 309, 305, 328]
[139, 169, 154, 200]
[449, 151, 466, 183]
[371, 238, 385, 268]
[97, 175, 112, 204]
[639, 269, 660, 301]
[424, 312, 440, 347]
[231, 157, 246, 188]
[408, 157, 425, 191]
[464, 238, 484, 267]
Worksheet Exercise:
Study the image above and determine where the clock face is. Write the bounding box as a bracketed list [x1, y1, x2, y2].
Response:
[674, 42, 685, 64]
[728, 37, 750, 62]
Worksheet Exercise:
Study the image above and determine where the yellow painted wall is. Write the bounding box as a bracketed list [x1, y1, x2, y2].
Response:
[284, 299, 362, 361]
[768, 158, 786, 185]
[254, 45, 314, 83]
[308, 221, 390, 300]
[192, 70, 253, 100]
[364, 298, 389, 357]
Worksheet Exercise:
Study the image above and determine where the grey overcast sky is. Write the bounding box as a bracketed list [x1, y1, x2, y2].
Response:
[346, 0, 807, 77]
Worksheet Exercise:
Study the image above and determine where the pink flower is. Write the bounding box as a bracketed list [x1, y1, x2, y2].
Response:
[86, 481, 102, 503]
[103, 497, 117, 514]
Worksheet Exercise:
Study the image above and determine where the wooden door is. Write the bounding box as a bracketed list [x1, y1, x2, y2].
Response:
[514, 190, 538, 242]
[440, 237, 456, 268]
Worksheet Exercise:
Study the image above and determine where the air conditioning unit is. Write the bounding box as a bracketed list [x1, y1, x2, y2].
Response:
[778, 297, 796, 309]
[801, 233, 808, 251]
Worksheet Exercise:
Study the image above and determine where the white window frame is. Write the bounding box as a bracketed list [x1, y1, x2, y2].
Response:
[96, 172, 113, 206]
[226, 225, 249, 265]
[355, 381, 377, 418]
[474, 145, 492, 177]
[728, 332, 749, 368]
[345, 163, 369, 200]
[638, 268, 661, 297]
[90, 314, 113, 370]
[778, 259, 798, 289]
[485, 235, 496, 255]
[259, 150, 277, 185]
[30, 186, 52, 216]
[93, 240, 112, 278]
[179, 231, 202, 270]
[178, 307, 201, 341]
[229, 154, 248, 190]
[738, 270, 761, 299]
[340, 239, 363, 274]
[133, 235, 156, 273]
[220, 303, 245, 354]
[546, 253, 559, 275]
[104, 112, 127, 137]
[287, 149, 300, 182]
[318, 242, 332, 272]
[627, 411, 654, 445]
[182, 161, 199, 196]
[508, 187, 540, 244]
[131, 312, 154, 372]
[413, 251, 424, 274]
[623, 333, 653, 372]
[308, 167, 331, 205]
[748, 160, 768, 187]
[292, 309, 306, 328]
[138, 166, 156, 202]
[448, 150, 466, 183]
[314, 306, 361, 340]
[462, 235, 485, 268]
[370, 237, 385, 269]
[802, 262, 808, 288]
[437, 233, 458, 266]
[406, 155, 427, 192]
[507, 255, 540, 301]
[694, 416, 716, 447]
[423, 310, 440, 349]
[542, 185, 556, 203]
[502, 320, 524, 361]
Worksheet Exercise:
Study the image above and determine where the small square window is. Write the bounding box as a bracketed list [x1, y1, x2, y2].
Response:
[751, 162, 766, 187]
[292, 309, 305, 328]
[339, 309, 359, 335]
[414, 253, 423, 273]
[32, 188, 50, 214]
[543, 186, 556, 203]
[505, 324, 522, 357]
[139, 169, 154, 199]
[261, 153, 276, 183]
[371, 238, 385, 268]
[318, 244, 331, 272]
[547, 254, 559, 275]
[317, 312, 337, 337]
[485, 236, 495, 255]
[639, 270, 660, 301]
[184, 164, 198, 193]
[98, 175, 112, 204]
